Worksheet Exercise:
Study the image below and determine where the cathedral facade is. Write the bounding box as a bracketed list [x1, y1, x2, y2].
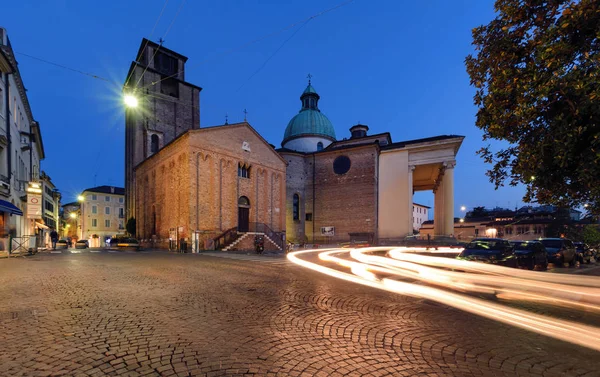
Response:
[124, 39, 463, 250]
[278, 82, 464, 244]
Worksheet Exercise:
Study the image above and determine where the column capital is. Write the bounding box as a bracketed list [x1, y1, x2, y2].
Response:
[443, 160, 456, 169]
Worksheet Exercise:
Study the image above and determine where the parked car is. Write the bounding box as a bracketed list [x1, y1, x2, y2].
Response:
[111, 237, 140, 251]
[511, 241, 549, 270]
[75, 240, 89, 249]
[456, 238, 517, 268]
[539, 238, 577, 267]
[55, 239, 69, 249]
[574, 242, 593, 264]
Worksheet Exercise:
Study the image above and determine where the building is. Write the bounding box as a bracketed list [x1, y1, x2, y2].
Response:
[39, 171, 60, 247]
[419, 205, 578, 241]
[413, 203, 430, 232]
[0, 27, 45, 252]
[134, 122, 286, 250]
[79, 186, 125, 247]
[278, 81, 463, 244]
[61, 201, 79, 240]
[124, 39, 463, 251]
[124, 38, 201, 224]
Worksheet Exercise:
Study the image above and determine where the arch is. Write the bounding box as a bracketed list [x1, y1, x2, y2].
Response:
[150, 134, 159, 154]
[317, 142, 323, 151]
[238, 196, 250, 207]
[293, 193, 300, 221]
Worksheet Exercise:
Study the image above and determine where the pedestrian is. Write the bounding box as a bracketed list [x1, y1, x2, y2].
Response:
[50, 229, 58, 250]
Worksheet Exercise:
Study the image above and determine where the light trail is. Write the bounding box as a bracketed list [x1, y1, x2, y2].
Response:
[287, 247, 600, 352]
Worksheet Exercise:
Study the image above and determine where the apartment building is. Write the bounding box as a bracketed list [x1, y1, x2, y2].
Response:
[79, 186, 125, 247]
[0, 27, 45, 252]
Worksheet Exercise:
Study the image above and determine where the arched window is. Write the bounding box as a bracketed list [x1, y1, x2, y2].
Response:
[238, 163, 250, 178]
[317, 142, 323, 151]
[150, 134, 159, 154]
[293, 194, 300, 221]
[238, 196, 250, 207]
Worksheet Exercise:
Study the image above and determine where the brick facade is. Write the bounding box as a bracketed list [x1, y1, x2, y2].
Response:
[124, 39, 202, 224]
[281, 144, 378, 244]
[134, 122, 287, 249]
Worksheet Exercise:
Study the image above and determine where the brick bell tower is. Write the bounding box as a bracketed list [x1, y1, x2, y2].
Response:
[123, 38, 202, 230]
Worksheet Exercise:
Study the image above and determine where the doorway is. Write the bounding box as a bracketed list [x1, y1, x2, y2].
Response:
[238, 196, 250, 232]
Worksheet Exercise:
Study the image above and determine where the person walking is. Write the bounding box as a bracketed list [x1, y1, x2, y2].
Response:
[50, 229, 58, 250]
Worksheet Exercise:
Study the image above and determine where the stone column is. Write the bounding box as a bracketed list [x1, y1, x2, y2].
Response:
[433, 178, 443, 237]
[443, 161, 456, 237]
[407, 165, 415, 237]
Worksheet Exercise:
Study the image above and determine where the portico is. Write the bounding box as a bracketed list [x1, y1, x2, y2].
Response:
[378, 136, 463, 240]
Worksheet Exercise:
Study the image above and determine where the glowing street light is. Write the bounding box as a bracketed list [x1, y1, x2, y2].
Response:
[460, 206, 466, 212]
[70, 213, 77, 219]
[77, 195, 84, 202]
[124, 94, 139, 108]
[459, 218, 465, 223]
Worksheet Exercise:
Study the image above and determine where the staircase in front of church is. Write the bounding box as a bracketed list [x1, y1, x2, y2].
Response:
[213, 223, 284, 252]
[223, 232, 282, 252]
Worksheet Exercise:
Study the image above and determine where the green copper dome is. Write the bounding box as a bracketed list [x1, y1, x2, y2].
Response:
[282, 83, 336, 145]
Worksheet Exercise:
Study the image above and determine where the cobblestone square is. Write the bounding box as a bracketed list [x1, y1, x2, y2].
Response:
[0, 252, 598, 376]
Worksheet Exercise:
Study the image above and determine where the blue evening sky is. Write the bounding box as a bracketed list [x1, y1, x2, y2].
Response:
[3, 0, 527, 214]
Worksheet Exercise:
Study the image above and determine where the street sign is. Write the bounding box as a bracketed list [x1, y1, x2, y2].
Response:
[27, 193, 42, 219]
[320, 226, 335, 236]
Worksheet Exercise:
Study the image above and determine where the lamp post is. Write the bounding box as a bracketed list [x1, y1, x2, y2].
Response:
[78, 195, 84, 241]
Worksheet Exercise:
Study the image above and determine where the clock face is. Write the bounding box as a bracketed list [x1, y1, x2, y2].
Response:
[242, 141, 251, 152]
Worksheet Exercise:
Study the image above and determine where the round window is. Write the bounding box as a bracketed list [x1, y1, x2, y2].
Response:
[333, 156, 351, 175]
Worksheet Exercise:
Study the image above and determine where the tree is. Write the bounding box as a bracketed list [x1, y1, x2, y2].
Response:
[465, 0, 600, 214]
[582, 224, 600, 246]
[126, 217, 136, 237]
[468, 206, 489, 218]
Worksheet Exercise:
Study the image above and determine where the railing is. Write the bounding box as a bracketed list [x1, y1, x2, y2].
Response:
[246, 222, 285, 250]
[118, 214, 125, 218]
[9, 235, 37, 255]
[213, 227, 238, 250]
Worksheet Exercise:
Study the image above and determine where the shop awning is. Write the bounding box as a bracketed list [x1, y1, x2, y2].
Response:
[0, 200, 23, 216]
[35, 222, 49, 230]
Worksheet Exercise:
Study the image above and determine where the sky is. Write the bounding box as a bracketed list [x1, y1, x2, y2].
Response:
[3, 0, 528, 214]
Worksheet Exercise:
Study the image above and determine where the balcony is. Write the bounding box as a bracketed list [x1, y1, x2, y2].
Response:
[119, 213, 125, 219]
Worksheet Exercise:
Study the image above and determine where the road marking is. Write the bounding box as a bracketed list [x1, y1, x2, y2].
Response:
[90, 250, 102, 253]
[69, 250, 81, 254]
[50, 251, 62, 254]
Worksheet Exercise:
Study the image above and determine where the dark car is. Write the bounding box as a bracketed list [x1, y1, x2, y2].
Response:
[457, 238, 517, 267]
[56, 239, 69, 249]
[111, 237, 140, 251]
[539, 238, 577, 267]
[574, 242, 593, 264]
[512, 241, 549, 270]
[75, 240, 89, 249]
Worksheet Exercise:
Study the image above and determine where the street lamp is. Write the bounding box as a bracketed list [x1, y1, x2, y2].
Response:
[459, 218, 465, 223]
[69, 213, 76, 219]
[460, 205, 466, 212]
[124, 94, 139, 108]
[77, 195, 84, 202]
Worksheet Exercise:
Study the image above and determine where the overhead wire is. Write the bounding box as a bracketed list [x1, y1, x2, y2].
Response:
[133, 0, 187, 89]
[14, 51, 112, 82]
[141, 0, 355, 91]
[236, 19, 312, 93]
[123, 0, 171, 88]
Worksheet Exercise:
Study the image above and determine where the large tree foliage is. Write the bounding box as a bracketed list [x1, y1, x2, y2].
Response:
[466, 0, 600, 213]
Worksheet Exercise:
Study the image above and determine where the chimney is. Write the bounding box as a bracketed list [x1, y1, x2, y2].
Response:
[350, 124, 369, 139]
[111, 187, 115, 194]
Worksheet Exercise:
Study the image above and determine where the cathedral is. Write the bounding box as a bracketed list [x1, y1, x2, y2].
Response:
[124, 39, 463, 251]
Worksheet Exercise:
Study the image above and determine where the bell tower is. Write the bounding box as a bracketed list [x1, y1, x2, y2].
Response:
[123, 38, 202, 227]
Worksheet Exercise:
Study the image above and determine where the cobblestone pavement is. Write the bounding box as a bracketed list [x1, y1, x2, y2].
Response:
[0, 252, 599, 377]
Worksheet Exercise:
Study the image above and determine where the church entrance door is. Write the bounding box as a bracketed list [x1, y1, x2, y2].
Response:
[238, 196, 250, 232]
